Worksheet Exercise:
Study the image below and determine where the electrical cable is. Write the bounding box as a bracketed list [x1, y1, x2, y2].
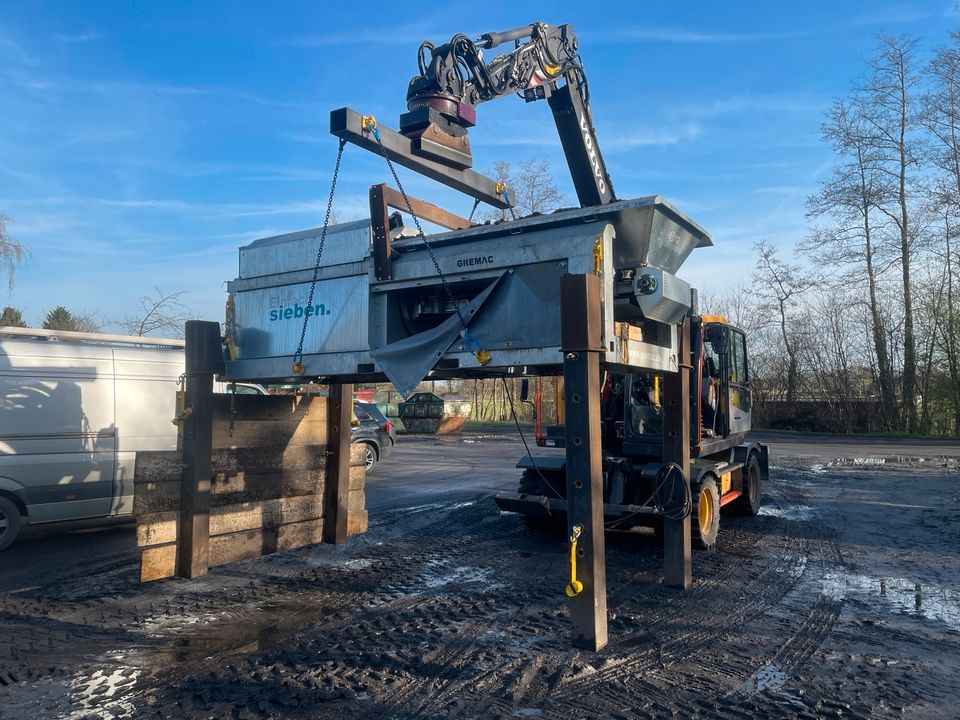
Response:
[500, 375, 565, 501]
[501, 376, 691, 529]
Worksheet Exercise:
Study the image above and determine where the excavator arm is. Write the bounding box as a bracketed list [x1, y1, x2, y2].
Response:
[400, 23, 616, 208]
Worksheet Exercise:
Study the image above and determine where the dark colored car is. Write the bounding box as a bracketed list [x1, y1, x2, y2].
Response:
[351, 400, 396, 471]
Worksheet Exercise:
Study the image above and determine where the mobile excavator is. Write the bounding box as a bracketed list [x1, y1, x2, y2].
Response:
[402, 23, 768, 548]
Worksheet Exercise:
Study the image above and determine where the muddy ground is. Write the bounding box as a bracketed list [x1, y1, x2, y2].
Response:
[1, 431, 958, 719]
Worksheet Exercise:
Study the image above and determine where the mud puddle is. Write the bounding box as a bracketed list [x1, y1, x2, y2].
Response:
[759, 503, 816, 521]
[821, 570, 960, 630]
[137, 595, 333, 672]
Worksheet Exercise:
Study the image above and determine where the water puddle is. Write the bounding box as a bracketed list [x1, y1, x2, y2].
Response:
[821, 570, 960, 630]
[0, 650, 143, 720]
[422, 564, 496, 590]
[744, 663, 788, 692]
[828, 456, 960, 471]
[742, 663, 805, 706]
[759, 504, 815, 522]
[446, 500, 477, 511]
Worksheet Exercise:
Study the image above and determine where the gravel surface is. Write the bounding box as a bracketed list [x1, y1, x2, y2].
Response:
[1, 433, 958, 718]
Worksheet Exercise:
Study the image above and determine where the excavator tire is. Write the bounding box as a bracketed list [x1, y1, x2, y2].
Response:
[518, 468, 564, 499]
[692, 475, 720, 549]
[518, 468, 565, 530]
[731, 453, 763, 516]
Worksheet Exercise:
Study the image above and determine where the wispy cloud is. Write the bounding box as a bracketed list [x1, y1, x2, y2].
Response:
[472, 121, 701, 151]
[0, 29, 37, 66]
[0, 194, 363, 221]
[680, 93, 821, 118]
[854, 4, 949, 27]
[1, 67, 320, 111]
[277, 23, 438, 48]
[603, 123, 702, 151]
[592, 26, 815, 44]
[53, 31, 102, 44]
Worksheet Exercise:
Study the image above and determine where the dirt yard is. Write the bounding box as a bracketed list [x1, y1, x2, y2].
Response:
[1, 432, 958, 719]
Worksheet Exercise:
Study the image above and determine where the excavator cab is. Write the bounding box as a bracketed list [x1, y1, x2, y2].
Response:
[536, 314, 753, 459]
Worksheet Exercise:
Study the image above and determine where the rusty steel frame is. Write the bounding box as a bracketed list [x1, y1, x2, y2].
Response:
[369, 183, 473, 281]
[331, 107, 513, 209]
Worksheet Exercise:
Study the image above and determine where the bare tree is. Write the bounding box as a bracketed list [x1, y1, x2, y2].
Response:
[753, 241, 813, 406]
[484, 159, 564, 222]
[804, 98, 899, 427]
[922, 31, 960, 213]
[118, 287, 192, 337]
[0, 214, 27, 291]
[74, 311, 102, 333]
[861, 35, 924, 430]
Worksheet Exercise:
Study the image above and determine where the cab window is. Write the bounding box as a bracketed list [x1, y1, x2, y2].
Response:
[730, 330, 748, 384]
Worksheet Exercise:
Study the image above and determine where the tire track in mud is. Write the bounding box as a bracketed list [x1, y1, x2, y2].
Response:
[2, 465, 859, 719]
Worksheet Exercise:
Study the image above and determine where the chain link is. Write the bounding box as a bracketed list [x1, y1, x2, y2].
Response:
[468, 197, 481, 223]
[292, 138, 347, 372]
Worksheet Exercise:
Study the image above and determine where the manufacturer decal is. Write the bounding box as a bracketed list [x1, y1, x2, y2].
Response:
[268, 302, 332, 322]
[457, 255, 495, 268]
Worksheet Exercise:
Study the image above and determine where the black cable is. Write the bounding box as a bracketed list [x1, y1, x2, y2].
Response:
[500, 376, 565, 500]
[604, 462, 691, 529]
[501, 375, 692, 528]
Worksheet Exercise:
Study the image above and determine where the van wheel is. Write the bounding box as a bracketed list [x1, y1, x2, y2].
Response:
[693, 476, 720, 549]
[0, 497, 23, 552]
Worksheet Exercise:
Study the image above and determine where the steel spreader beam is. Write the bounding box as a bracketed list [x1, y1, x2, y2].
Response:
[330, 107, 513, 210]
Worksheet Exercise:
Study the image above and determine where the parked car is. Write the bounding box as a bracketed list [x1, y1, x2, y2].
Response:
[351, 400, 395, 471]
[0, 327, 265, 551]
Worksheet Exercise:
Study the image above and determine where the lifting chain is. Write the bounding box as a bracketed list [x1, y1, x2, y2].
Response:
[292, 137, 348, 375]
[364, 115, 491, 366]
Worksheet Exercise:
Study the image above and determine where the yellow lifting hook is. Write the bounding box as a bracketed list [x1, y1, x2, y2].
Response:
[566, 524, 584, 597]
[171, 374, 192, 431]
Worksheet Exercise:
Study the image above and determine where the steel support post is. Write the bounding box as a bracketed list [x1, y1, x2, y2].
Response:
[369, 184, 393, 281]
[662, 316, 692, 589]
[560, 274, 608, 651]
[323, 383, 353, 544]
[178, 320, 222, 579]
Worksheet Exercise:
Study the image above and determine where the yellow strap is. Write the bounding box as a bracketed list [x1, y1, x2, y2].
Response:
[566, 525, 584, 597]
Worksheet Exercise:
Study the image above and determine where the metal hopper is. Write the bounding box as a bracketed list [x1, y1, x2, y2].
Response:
[602, 196, 713, 274]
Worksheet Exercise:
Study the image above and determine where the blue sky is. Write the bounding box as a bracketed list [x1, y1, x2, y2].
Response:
[0, 2, 957, 329]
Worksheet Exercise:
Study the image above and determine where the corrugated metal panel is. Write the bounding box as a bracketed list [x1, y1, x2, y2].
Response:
[238, 220, 371, 279]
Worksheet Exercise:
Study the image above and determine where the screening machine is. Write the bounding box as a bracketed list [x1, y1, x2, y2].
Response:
[224, 196, 710, 394]
[219, 21, 759, 651]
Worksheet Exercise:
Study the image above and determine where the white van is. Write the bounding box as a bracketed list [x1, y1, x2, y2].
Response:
[0, 327, 264, 550]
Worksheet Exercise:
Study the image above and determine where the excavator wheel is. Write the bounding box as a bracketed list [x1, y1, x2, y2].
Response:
[692, 475, 720, 549]
[518, 468, 564, 499]
[732, 453, 763, 516]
